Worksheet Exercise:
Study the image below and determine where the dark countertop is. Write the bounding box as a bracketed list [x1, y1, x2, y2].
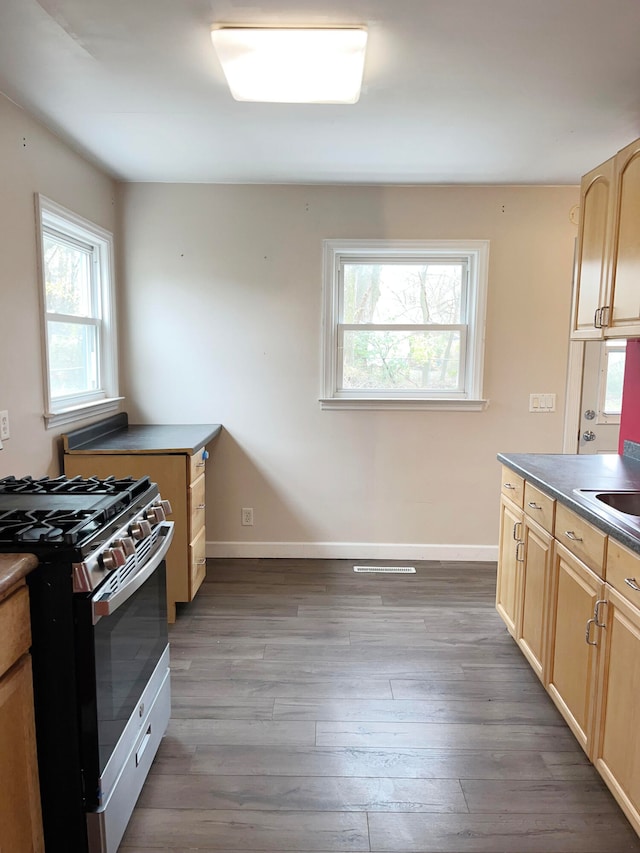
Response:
[0, 553, 38, 598]
[498, 449, 640, 555]
[63, 413, 222, 456]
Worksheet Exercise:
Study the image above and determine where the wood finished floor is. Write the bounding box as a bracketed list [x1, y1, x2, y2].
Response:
[120, 559, 640, 853]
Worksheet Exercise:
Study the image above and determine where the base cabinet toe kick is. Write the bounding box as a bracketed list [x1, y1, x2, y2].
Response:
[496, 457, 640, 838]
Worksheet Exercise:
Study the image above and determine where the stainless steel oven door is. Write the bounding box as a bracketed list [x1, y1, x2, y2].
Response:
[86, 522, 173, 799]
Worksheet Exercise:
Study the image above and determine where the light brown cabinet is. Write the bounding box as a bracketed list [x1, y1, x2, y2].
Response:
[545, 542, 603, 754]
[516, 515, 553, 681]
[592, 540, 640, 836]
[571, 135, 640, 339]
[496, 467, 640, 838]
[496, 494, 522, 637]
[0, 577, 44, 853]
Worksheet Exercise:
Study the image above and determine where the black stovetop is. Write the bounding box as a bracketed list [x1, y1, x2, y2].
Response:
[0, 475, 154, 547]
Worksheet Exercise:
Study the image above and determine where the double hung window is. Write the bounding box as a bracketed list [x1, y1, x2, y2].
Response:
[37, 196, 120, 426]
[321, 240, 489, 409]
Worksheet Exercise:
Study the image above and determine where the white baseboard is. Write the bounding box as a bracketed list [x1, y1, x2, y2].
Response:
[206, 541, 498, 561]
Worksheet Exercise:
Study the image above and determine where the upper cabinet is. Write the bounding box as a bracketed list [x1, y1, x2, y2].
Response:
[609, 138, 640, 337]
[571, 136, 640, 340]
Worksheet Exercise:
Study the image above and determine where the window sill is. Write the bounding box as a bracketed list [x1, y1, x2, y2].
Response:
[319, 398, 489, 411]
[44, 397, 124, 429]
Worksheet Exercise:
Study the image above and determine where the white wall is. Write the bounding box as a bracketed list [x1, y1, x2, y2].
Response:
[119, 182, 579, 559]
[0, 93, 119, 477]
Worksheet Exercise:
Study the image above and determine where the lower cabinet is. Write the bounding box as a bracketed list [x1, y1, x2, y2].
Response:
[545, 543, 603, 754]
[496, 471, 640, 838]
[516, 516, 552, 681]
[496, 494, 523, 636]
[0, 582, 44, 853]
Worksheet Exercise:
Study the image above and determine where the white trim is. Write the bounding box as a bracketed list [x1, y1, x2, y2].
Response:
[319, 397, 489, 411]
[562, 339, 584, 453]
[44, 396, 124, 429]
[321, 239, 489, 407]
[35, 194, 120, 425]
[206, 540, 498, 561]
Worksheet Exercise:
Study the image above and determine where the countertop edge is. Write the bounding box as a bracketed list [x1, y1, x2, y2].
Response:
[498, 452, 640, 555]
[65, 424, 223, 455]
[0, 553, 38, 599]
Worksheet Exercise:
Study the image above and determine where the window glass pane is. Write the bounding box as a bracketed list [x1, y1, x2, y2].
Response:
[342, 329, 461, 391]
[47, 321, 98, 398]
[343, 263, 463, 324]
[43, 233, 93, 316]
[603, 349, 626, 414]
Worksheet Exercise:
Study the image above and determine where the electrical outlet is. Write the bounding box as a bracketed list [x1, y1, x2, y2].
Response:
[241, 507, 254, 526]
[0, 411, 8, 440]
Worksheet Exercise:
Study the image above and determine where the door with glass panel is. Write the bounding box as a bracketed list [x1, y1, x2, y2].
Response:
[578, 340, 625, 454]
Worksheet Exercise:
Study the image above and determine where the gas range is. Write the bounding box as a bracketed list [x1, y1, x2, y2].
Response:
[0, 473, 174, 853]
[0, 474, 171, 591]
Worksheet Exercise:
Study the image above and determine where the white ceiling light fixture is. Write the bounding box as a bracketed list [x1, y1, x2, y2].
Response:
[210, 26, 368, 104]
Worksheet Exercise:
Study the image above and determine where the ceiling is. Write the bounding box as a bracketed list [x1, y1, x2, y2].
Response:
[1, 0, 640, 185]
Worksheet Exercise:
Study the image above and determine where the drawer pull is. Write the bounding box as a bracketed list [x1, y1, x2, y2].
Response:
[196, 558, 207, 566]
[197, 503, 206, 510]
[503, 483, 516, 490]
[625, 577, 640, 592]
[196, 462, 206, 468]
[564, 530, 583, 542]
[528, 502, 542, 510]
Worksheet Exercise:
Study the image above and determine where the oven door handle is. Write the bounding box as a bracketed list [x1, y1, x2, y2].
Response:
[92, 522, 175, 620]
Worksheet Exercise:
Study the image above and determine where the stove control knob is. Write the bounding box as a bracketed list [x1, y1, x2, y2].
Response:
[146, 505, 166, 524]
[129, 520, 152, 540]
[115, 536, 136, 556]
[102, 547, 127, 570]
[158, 499, 172, 516]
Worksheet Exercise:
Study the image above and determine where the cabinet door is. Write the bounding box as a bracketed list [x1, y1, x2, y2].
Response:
[496, 495, 523, 636]
[593, 585, 640, 835]
[607, 138, 640, 337]
[516, 517, 553, 681]
[0, 655, 44, 853]
[545, 543, 603, 755]
[571, 158, 615, 340]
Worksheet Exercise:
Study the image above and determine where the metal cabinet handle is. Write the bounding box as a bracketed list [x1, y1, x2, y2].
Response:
[196, 461, 206, 468]
[585, 617, 598, 646]
[594, 307, 601, 328]
[564, 530, 583, 542]
[512, 521, 522, 541]
[594, 599, 607, 628]
[503, 483, 516, 490]
[601, 305, 610, 327]
[197, 503, 206, 510]
[515, 541, 525, 563]
[625, 577, 640, 592]
[528, 502, 542, 510]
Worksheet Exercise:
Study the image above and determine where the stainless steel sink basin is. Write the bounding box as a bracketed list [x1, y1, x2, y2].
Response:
[575, 490, 640, 518]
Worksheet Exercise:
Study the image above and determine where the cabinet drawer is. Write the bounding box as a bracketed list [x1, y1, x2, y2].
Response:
[0, 586, 31, 676]
[555, 504, 607, 575]
[524, 483, 556, 534]
[501, 466, 524, 507]
[189, 526, 207, 596]
[189, 473, 206, 536]
[606, 539, 640, 605]
[189, 449, 208, 484]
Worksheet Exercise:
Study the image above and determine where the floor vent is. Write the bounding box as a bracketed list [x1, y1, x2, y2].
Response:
[353, 565, 416, 574]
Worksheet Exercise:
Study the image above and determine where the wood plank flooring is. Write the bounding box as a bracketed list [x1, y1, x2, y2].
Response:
[120, 559, 640, 852]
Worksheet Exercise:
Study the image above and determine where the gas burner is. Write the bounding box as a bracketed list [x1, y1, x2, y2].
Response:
[0, 475, 150, 496]
[0, 509, 103, 545]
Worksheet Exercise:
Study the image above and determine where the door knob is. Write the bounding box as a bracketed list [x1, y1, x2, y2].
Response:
[583, 430, 596, 442]
[584, 409, 596, 420]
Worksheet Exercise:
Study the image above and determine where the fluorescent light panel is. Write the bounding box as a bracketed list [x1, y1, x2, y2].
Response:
[211, 26, 367, 103]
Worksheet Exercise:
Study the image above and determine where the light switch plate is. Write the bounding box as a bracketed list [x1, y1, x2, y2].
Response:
[0, 411, 8, 440]
[529, 393, 556, 413]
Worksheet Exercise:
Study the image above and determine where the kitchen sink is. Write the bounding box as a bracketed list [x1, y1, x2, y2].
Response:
[574, 490, 640, 518]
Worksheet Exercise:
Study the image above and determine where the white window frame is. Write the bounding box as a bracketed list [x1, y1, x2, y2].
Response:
[596, 339, 626, 424]
[320, 239, 489, 410]
[36, 195, 122, 428]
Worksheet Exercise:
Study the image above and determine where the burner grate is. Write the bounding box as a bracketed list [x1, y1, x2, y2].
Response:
[0, 509, 103, 545]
